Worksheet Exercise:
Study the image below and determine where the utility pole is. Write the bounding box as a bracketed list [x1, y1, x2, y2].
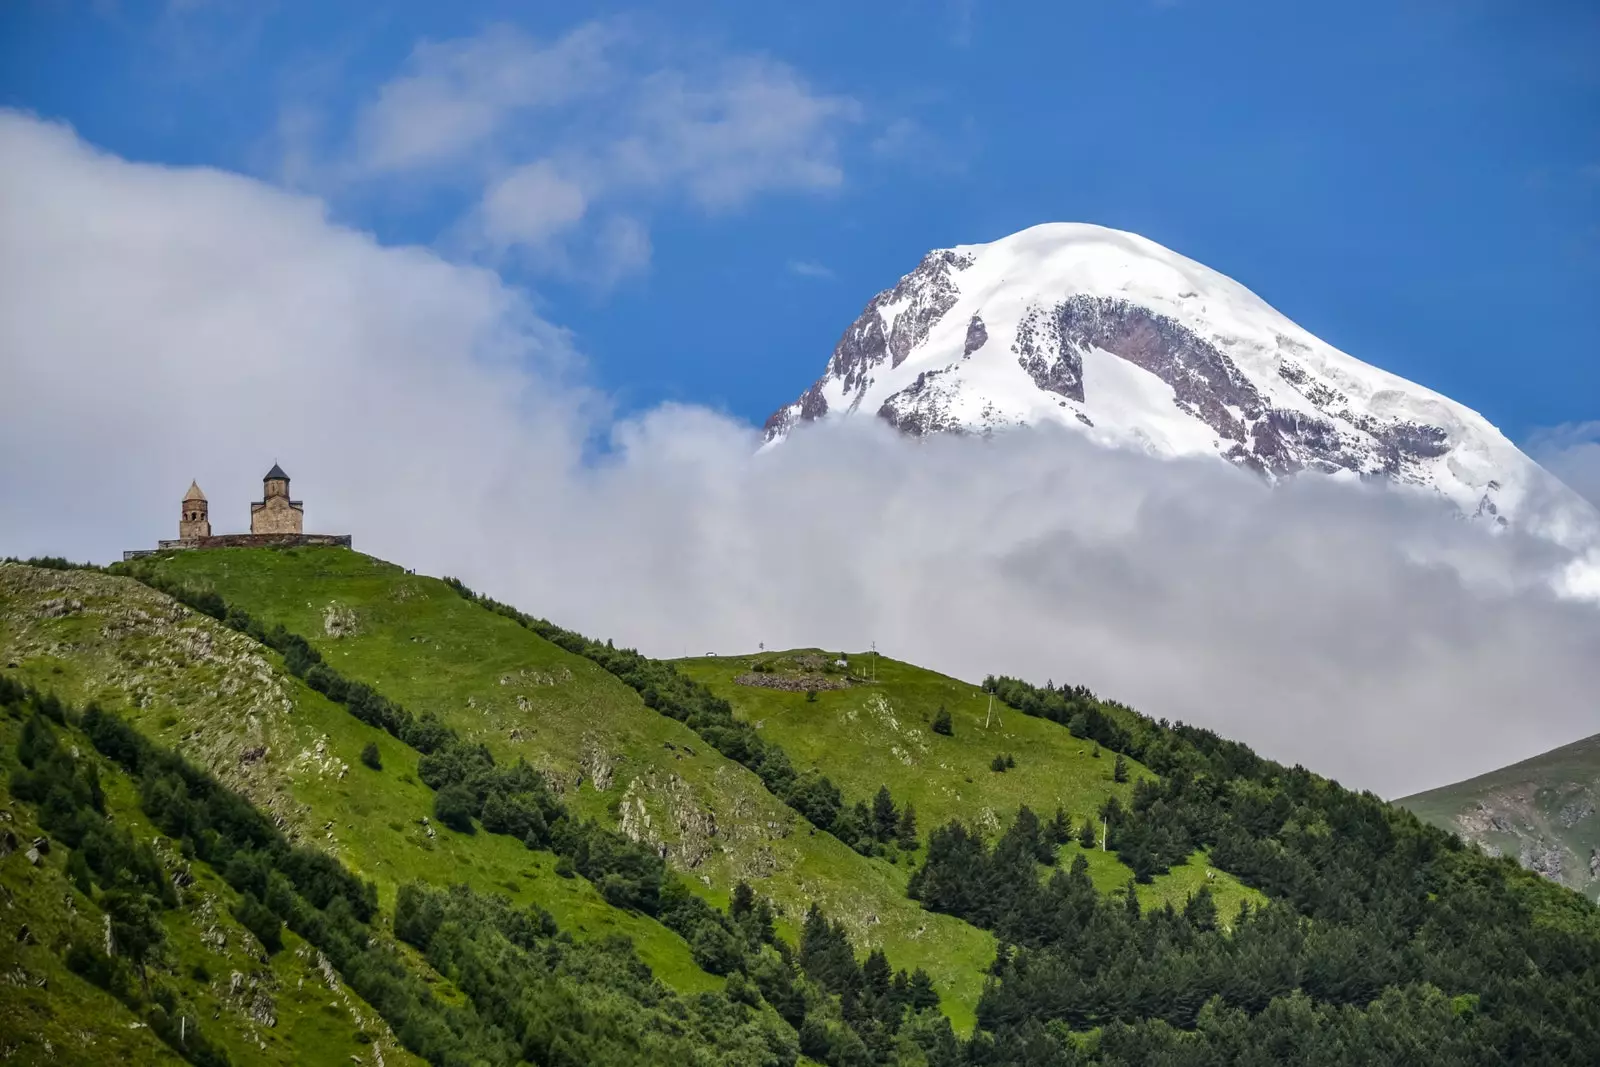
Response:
[985, 694, 999, 730]
[1101, 817, 1107, 852]
[870, 641, 877, 681]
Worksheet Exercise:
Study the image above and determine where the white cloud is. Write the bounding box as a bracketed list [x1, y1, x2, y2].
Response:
[624, 59, 859, 209]
[319, 20, 859, 282]
[350, 22, 615, 178]
[479, 160, 591, 248]
[5, 111, 1600, 804]
[1528, 421, 1600, 510]
[788, 260, 834, 279]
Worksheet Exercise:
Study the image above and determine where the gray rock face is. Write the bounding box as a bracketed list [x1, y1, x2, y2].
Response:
[1520, 841, 1566, 881]
[877, 369, 967, 438]
[776, 284, 1461, 490]
[963, 313, 988, 357]
[763, 249, 972, 438]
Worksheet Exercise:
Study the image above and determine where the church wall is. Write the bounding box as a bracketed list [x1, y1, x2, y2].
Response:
[250, 495, 303, 534]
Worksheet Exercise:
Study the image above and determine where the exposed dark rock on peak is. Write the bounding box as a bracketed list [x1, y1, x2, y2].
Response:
[963, 314, 988, 357]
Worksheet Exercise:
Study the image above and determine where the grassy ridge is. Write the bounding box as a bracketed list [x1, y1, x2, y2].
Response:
[677, 649, 1264, 919]
[0, 561, 716, 994]
[1398, 732, 1600, 898]
[138, 548, 996, 1028]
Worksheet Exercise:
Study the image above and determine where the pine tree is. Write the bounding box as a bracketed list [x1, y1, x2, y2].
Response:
[1077, 818, 1096, 849]
[896, 803, 919, 851]
[931, 705, 953, 736]
[907, 968, 940, 1011]
[731, 880, 755, 919]
[360, 741, 382, 770]
[1184, 885, 1218, 932]
[1113, 753, 1128, 783]
[1048, 806, 1073, 844]
[862, 948, 892, 1000]
[872, 786, 898, 842]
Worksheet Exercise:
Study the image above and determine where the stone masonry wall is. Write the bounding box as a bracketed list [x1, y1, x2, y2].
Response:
[249, 495, 304, 535]
[123, 533, 352, 561]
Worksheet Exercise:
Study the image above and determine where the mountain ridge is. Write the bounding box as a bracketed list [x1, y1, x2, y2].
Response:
[1400, 730, 1600, 899]
[764, 223, 1599, 557]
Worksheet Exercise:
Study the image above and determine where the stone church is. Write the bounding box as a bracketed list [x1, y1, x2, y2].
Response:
[124, 464, 350, 560]
[249, 463, 304, 535]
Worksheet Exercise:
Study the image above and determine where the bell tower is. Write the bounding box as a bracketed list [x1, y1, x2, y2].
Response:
[178, 481, 211, 539]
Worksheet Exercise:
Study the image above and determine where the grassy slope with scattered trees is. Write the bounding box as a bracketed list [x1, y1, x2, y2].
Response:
[129, 548, 995, 1027]
[0, 688, 429, 1067]
[0, 560, 718, 993]
[0, 682, 825, 1067]
[1, 565, 969, 1066]
[677, 649, 1262, 922]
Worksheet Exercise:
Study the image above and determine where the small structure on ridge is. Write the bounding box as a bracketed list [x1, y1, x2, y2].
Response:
[123, 463, 350, 560]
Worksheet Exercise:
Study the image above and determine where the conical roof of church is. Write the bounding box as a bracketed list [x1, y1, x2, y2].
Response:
[264, 463, 289, 481]
[183, 480, 206, 502]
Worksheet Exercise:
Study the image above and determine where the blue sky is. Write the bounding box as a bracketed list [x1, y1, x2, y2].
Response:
[3, 0, 1596, 438]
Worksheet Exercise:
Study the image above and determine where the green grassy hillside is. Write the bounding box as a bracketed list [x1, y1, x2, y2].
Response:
[129, 548, 996, 1027]
[7, 549, 1600, 1066]
[1398, 732, 1600, 899]
[0, 560, 719, 994]
[676, 649, 1262, 922]
[0, 706, 428, 1067]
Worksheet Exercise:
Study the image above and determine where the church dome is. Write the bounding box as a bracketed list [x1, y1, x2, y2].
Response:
[183, 480, 207, 502]
[264, 463, 289, 481]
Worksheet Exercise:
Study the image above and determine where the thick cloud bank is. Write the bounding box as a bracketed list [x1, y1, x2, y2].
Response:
[3, 111, 1597, 800]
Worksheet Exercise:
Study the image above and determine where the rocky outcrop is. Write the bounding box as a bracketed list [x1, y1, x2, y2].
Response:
[963, 313, 988, 357]
[764, 249, 973, 438]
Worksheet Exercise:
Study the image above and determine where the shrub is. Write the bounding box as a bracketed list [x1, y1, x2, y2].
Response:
[234, 892, 283, 954]
[359, 742, 382, 771]
[931, 706, 953, 736]
[433, 784, 477, 833]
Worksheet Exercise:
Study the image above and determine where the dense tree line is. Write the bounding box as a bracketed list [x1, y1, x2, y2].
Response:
[981, 675, 1136, 758]
[445, 578, 920, 858]
[940, 675, 1600, 1064]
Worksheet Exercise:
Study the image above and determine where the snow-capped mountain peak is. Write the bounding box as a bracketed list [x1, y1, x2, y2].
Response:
[765, 223, 1594, 545]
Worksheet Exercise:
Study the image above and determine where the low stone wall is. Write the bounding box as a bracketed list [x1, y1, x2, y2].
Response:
[123, 533, 352, 561]
[733, 672, 853, 692]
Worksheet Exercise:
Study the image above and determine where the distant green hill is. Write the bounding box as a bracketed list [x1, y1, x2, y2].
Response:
[1398, 732, 1600, 899]
[676, 649, 1263, 923]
